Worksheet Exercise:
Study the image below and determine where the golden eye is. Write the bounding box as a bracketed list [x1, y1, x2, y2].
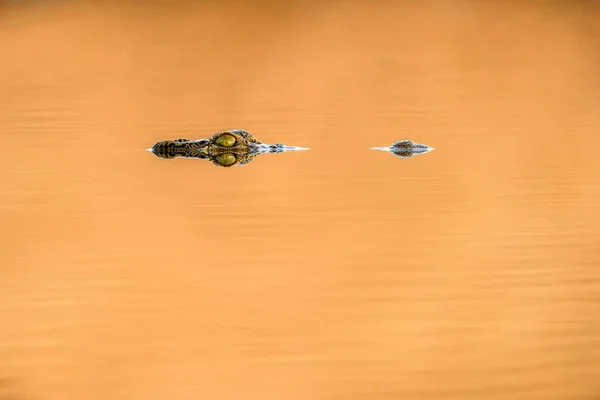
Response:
[215, 153, 237, 167]
[215, 133, 237, 147]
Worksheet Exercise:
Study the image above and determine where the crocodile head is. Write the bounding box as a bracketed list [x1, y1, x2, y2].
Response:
[149, 130, 308, 167]
[371, 140, 434, 158]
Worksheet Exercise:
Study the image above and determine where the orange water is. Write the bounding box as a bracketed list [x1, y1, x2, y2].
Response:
[1, 1, 600, 399]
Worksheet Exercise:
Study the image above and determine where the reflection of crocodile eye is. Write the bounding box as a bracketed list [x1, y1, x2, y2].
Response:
[215, 153, 237, 166]
[216, 133, 237, 147]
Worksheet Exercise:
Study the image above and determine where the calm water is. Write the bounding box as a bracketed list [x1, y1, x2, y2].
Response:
[2, 1, 600, 399]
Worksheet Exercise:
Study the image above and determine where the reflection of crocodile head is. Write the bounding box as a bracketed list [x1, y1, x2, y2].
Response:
[148, 130, 308, 167]
[371, 140, 434, 158]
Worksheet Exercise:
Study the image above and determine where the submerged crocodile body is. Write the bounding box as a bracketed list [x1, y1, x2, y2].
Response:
[149, 130, 308, 167]
[371, 140, 434, 158]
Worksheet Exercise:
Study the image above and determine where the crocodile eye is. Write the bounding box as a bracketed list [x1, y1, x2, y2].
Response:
[215, 133, 237, 147]
[215, 153, 237, 166]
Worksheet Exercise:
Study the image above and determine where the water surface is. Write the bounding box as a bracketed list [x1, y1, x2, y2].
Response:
[1, 1, 600, 399]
